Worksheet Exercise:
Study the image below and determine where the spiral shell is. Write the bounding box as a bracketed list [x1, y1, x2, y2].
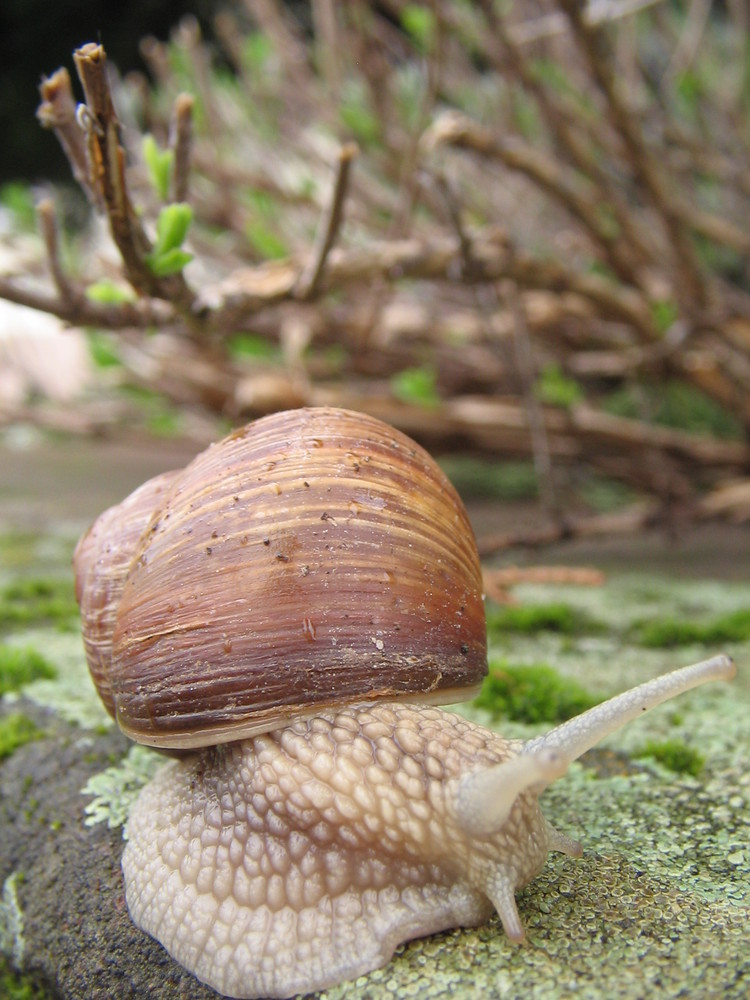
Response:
[74, 407, 487, 749]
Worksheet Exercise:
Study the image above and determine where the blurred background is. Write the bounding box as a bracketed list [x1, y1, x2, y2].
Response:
[0, 0, 749, 557]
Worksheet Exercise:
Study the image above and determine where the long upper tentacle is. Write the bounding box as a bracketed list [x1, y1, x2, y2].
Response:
[524, 654, 735, 767]
[453, 655, 734, 840]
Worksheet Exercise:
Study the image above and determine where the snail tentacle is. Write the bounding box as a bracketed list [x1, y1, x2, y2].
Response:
[524, 654, 736, 766]
[455, 747, 568, 836]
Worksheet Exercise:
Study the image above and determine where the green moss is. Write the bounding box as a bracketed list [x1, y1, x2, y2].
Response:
[473, 661, 600, 724]
[0, 646, 57, 695]
[0, 578, 78, 631]
[0, 958, 45, 1000]
[0, 714, 43, 759]
[634, 739, 706, 776]
[486, 602, 602, 638]
[634, 608, 750, 647]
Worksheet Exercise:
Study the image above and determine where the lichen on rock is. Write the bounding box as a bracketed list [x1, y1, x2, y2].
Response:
[82, 745, 164, 831]
[0, 872, 25, 968]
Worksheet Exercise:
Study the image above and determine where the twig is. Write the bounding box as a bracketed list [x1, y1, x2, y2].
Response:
[169, 93, 195, 203]
[36, 68, 99, 207]
[202, 228, 657, 336]
[509, 0, 665, 44]
[0, 275, 174, 329]
[243, 0, 312, 90]
[482, 566, 605, 604]
[37, 199, 78, 306]
[391, 3, 446, 236]
[503, 278, 563, 524]
[173, 18, 222, 142]
[423, 172, 476, 278]
[295, 143, 358, 300]
[311, 0, 342, 102]
[70, 43, 196, 311]
[663, 0, 713, 84]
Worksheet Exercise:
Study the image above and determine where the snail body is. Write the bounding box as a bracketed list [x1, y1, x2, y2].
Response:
[123, 703, 564, 999]
[75, 407, 737, 1000]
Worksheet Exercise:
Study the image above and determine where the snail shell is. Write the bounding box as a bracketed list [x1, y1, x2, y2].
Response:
[74, 407, 487, 749]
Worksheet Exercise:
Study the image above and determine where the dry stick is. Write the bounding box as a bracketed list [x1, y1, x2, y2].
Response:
[348, 0, 394, 151]
[311, 0, 342, 103]
[173, 19, 222, 143]
[664, 0, 712, 84]
[557, 0, 709, 309]
[295, 143, 358, 300]
[504, 278, 563, 526]
[36, 68, 100, 208]
[243, 0, 312, 91]
[391, 3, 445, 236]
[726, 0, 750, 108]
[37, 199, 78, 306]
[138, 36, 172, 90]
[170, 93, 195, 204]
[204, 230, 657, 334]
[347, 1, 446, 351]
[425, 172, 476, 278]
[0, 275, 174, 329]
[680, 205, 750, 257]
[70, 43, 196, 313]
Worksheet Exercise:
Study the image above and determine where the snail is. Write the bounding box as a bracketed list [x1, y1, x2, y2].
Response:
[74, 406, 736, 1000]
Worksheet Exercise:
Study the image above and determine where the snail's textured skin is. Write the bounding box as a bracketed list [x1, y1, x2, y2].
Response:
[123, 702, 564, 999]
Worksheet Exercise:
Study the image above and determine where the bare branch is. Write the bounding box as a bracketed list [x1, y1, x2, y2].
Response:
[294, 143, 358, 300]
[170, 93, 195, 203]
[476, 0, 653, 285]
[503, 278, 562, 523]
[36, 68, 99, 206]
[68, 43, 196, 316]
[311, 0, 342, 102]
[37, 198, 78, 306]
[0, 275, 174, 329]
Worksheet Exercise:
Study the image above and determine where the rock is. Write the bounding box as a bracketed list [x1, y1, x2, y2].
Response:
[0, 700, 218, 999]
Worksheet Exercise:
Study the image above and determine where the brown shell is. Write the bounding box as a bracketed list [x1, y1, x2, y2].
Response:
[74, 469, 180, 720]
[74, 407, 487, 749]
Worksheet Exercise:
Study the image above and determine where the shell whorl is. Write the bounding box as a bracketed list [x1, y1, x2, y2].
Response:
[74, 407, 488, 749]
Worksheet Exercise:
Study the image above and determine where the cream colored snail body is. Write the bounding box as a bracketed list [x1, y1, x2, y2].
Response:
[74, 407, 736, 1000]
